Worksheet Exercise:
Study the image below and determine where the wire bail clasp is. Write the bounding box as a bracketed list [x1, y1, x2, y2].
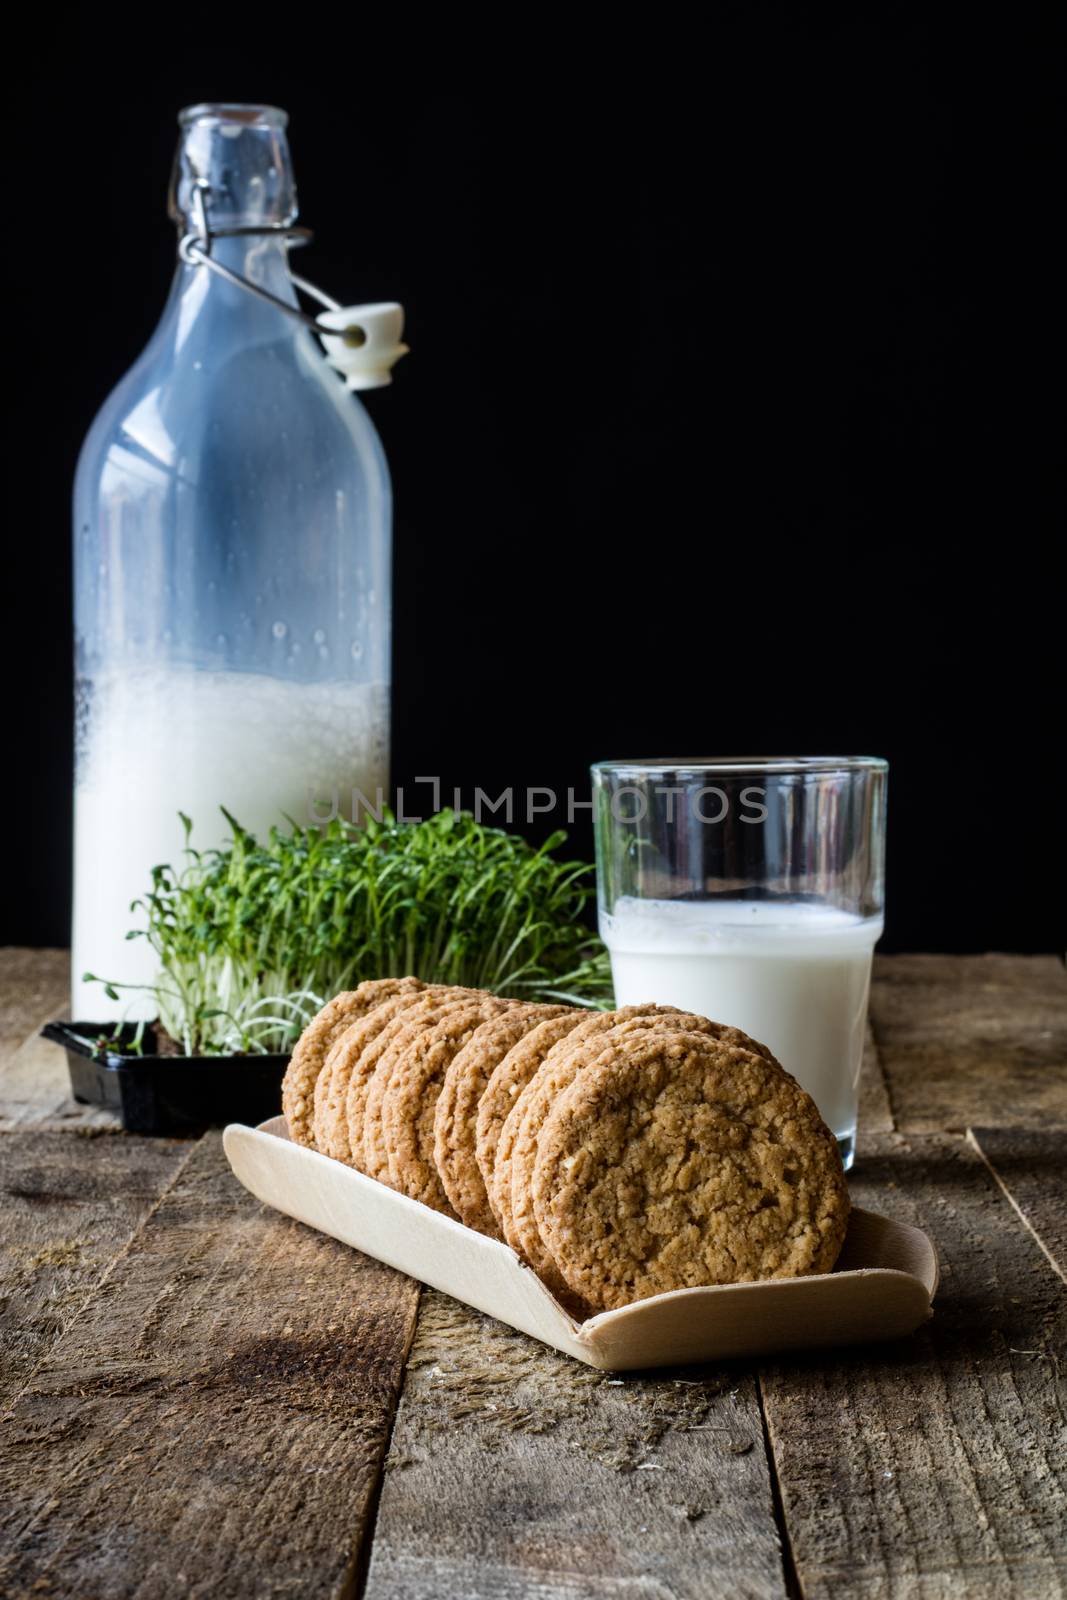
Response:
[178, 181, 408, 390]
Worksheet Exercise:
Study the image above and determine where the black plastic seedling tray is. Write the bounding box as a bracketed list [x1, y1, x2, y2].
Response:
[42, 1021, 288, 1135]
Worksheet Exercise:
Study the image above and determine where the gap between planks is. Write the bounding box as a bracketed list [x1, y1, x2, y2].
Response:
[347, 1284, 425, 1600]
[755, 1375, 803, 1600]
[759, 1130, 1067, 1599]
[4, 951, 1066, 1599]
[967, 1127, 1066, 1287]
[0, 1134, 422, 1600]
[362, 1287, 790, 1600]
[756, 1012, 1067, 1600]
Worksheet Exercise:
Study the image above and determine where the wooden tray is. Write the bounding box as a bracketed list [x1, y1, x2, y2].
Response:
[223, 1116, 938, 1371]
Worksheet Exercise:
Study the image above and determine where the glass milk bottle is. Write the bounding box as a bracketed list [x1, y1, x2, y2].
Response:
[73, 104, 394, 1017]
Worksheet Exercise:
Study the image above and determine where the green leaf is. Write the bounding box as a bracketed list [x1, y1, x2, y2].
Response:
[102, 808, 612, 1052]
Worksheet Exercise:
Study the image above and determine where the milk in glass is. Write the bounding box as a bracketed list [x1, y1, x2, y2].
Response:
[602, 896, 882, 1152]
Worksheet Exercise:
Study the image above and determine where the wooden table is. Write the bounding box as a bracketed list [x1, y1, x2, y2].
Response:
[1, 951, 1064, 1599]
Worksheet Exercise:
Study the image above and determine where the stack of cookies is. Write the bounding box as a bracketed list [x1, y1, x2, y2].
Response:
[281, 978, 850, 1316]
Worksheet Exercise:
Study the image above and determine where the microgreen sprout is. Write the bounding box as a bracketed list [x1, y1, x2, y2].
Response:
[89, 809, 613, 1055]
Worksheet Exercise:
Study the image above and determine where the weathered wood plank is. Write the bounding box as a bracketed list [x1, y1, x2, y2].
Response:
[857, 1021, 894, 1143]
[360, 995, 892, 1599]
[0, 1134, 421, 1600]
[0, 1028, 121, 1131]
[0, 946, 118, 1131]
[869, 954, 1067, 1133]
[969, 1126, 1067, 1285]
[0, 948, 69, 1057]
[363, 1290, 788, 1600]
[760, 1132, 1067, 1599]
[2, 948, 1063, 1600]
[0, 1129, 194, 1411]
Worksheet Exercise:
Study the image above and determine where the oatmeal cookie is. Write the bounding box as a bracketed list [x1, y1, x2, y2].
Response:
[434, 1004, 571, 1236]
[533, 1029, 849, 1312]
[281, 977, 424, 1148]
[357, 991, 489, 1183]
[475, 1011, 588, 1232]
[380, 996, 512, 1213]
[505, 1010, 775, 1298]
[314, 987, 451, 1163]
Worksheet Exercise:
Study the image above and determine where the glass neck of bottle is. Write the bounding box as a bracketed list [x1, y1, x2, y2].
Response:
[191, 231, 298, 303]
[170, 103, 297, 233]
[168, 104, 301, 319]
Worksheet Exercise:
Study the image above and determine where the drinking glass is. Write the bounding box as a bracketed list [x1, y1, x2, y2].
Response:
[592, 757, 888, 1169]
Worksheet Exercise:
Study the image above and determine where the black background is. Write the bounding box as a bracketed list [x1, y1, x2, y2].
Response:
[5, 9, 1062, 953]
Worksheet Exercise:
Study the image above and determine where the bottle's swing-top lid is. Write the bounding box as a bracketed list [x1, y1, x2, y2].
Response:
[317, 305, 410, 392]
[172, 102, 408, 390]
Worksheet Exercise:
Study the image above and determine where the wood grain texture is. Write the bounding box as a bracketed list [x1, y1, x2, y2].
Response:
[0, 1134, 420, 1600]
[760, 1132, 1067, 1599]
[3, 950, 1067, 1600]
[0, 1129, 193, 1410]
[0, 948, 69, 1056]
[0, 1029, 122, 1131]
[969, 1126, 1067, 1284]
[857, 1021, 894, 1142]
[363, 1290, 788, 1600]
[0, 946, 117, 1131]
[869, 954, 1067, 1133]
